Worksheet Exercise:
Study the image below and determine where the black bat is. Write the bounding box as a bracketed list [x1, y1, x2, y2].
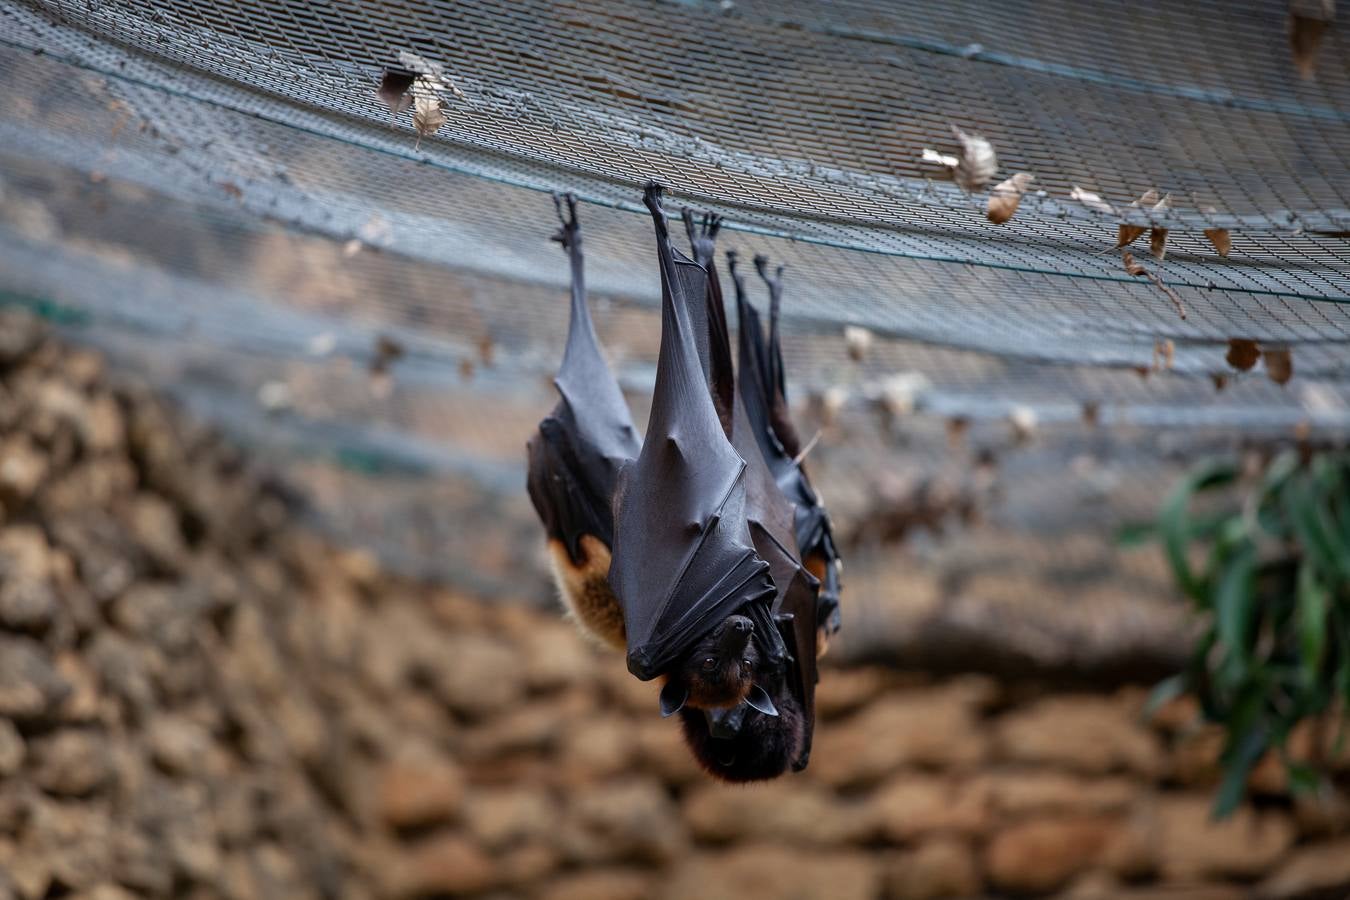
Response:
[608, 183, 781, 718]
[526, 194, 640, 652]
[672, 225, 821, 780]
[731, 254, 844, 643]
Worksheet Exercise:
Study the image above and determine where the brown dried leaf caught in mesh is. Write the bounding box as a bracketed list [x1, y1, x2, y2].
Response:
[1204, 228, 1232, 257]
[1226, 338, 1261, 371]
[1264, 347, 1294, 385]
[1147, 195, 1172, 260]
[378, 67, 417, 118]
[412, 96, 447, 149]
[1116, 189, 1159, 248]
[986, 173, 1034, 224]
[1289, 3, 1335, 79]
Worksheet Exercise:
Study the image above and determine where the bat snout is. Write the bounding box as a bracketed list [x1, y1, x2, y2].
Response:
[717, 615, 754, 653]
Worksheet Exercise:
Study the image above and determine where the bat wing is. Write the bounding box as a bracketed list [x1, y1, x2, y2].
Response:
[731, 254, 844, 636]
[526, 194, 640, 561]
[611, 184, 775, 680]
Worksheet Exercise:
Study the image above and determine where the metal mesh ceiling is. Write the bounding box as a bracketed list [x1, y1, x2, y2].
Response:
[0, 0, 1347, 599]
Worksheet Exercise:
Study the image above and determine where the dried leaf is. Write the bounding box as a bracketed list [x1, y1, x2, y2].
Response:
[1122, 251, 1148, 277]
[1081, 402, 1100, 427]
[1149, 227, 1169, 260]
[478, 335, 495, 367]
[342, 238, 363, 258]
[1204, 228, 1232, 257]
[357, 214, 393, 248]
[945, 416, 969, 450]
[1147, 194, 1172, 260]
[370, 334, 405, 376]
[1153, 338, 1175, 371]
[1226, 338, 1261, 371]
[218, 181, 243, 200]
[1008, 405, 1037, 443]
[1211, 373, 1228, 391]
[1133, 365, 1151, 380]
[459, 358, 476, 381]
[1289, 10, 1333, 79]
[921, 148, 959, 168]
[412, 95, 446, 149]
[986, 172, 1034, 224]
[951, 126, 998, 191]
[1071, 186, 1117, 216]
[811, 387, 848, 429]
[843, 325, 874, 362]
[1264, 347, 1294, 385]
[378, 66, 417, 117]
[399, 50, 466, 100]
[1116, 189, 1160, 247]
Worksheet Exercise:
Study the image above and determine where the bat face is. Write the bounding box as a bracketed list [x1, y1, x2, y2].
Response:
[670, 613, 759, 709]
[678, 687, 806, 782]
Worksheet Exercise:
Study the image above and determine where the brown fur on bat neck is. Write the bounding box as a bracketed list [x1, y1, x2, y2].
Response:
[658, 614, 778, 716]
[546, 536, 626, 651]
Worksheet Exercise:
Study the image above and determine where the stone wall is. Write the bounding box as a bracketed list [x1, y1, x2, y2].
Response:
[0, 310, 1348, 900]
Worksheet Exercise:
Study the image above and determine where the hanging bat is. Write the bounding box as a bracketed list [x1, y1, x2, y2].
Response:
[608, 183, 784, 717]
[731, 253, 845, 649]
[673, 214, 821, 780]
[526, 193, 640, 651]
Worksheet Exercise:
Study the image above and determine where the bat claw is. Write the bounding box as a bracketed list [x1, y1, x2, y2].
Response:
[643, 180, 666, 216]
[551, 192, 580, 249]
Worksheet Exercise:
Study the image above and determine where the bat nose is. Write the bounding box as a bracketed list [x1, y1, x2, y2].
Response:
[729, 615, 752, 634]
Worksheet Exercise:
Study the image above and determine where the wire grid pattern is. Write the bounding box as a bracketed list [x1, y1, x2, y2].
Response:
[1, 9, 1349, 376]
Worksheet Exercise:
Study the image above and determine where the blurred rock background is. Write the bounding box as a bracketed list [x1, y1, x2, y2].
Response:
[0, 309, 1348, 899]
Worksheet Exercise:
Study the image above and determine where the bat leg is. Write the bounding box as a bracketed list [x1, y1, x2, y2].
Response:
[547, 536, 626, 651]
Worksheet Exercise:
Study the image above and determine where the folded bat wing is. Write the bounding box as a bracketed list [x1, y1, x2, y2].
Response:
[526, 195, 640, 562]
[611, 185, 775, 681]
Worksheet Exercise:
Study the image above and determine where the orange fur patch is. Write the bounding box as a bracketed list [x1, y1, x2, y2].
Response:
[547, 536, 626, 651]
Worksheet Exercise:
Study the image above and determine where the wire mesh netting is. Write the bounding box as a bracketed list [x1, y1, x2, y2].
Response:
[0, 0, 1347, 668]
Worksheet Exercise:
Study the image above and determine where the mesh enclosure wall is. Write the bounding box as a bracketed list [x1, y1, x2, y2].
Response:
[0, 0, 1346, 670]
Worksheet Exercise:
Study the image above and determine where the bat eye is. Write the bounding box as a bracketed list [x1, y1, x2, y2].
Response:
[702, 656, 717, 670]
[741, 658, 752, 668]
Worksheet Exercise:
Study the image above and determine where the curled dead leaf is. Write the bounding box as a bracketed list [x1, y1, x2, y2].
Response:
[1133, 365, 1151, 380]
[1081, 402, 1100, 427]
[1204, 228, 1232, 257]
[1071, 186, 1117, 216]
[399, 50, 467, 100]
[478, 334, 495, 367]
[371, 334, 405, 377]
[1116, 189, 1159, 247]
[1226, 338, 1261, 371]
[412, 95, 447, 149]
[921, 148, 959, 168]
[1122, 251, 1148, 277]
[1147, 194, 1171, 260]
[1289, 5, 1334, 79]
[1211, 373, 1228, 391]
[1122, 252, 1187, 319]
[1008, 405, 1037, 443]
[986, 172, 1034, 224]
[946, 416, 969, 450]
[1149, 227, 1169, 260]
[951, 126, 998, 191]
[843, 325, 874, 362]
[1153, 338, 1175, 371]
[1264, 347, 1294, 385]
[459, 358, 476, 381]
[378, 66, 417, 118]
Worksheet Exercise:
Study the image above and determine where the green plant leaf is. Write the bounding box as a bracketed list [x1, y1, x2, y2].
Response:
[1142, 674, 1188, 721]
[1161, 461, 1237, 601]
[1213, 726, 1267, 819]
[1216, 544, 1257, 662]
[1283, 478, 1350, 582]
[1297, 563, 1329, 685]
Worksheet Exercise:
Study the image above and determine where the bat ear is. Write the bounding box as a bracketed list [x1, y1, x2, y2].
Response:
[745, 684, 779, 717]
[659, 680, 688, 717]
